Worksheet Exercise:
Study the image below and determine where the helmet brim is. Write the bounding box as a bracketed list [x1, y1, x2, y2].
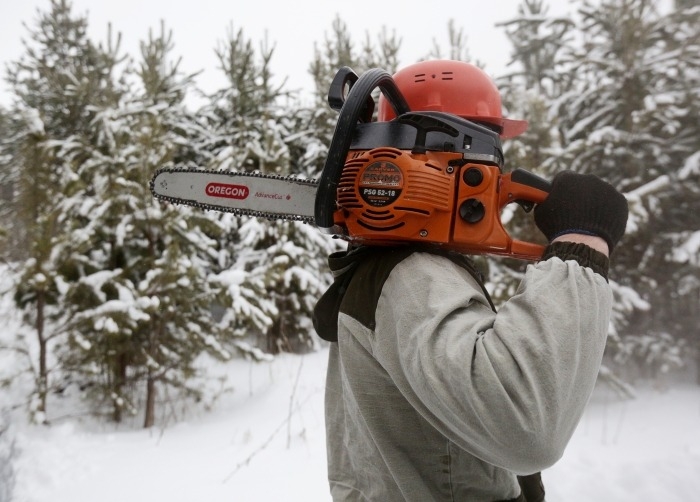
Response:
[501, 118, 529, 139]
[468, 116, 529, 139]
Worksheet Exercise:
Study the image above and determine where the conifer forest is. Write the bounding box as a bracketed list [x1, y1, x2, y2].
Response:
[1, 0, 698, 437]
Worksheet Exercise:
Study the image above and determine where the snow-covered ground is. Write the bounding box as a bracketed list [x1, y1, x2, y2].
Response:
[6, 347, 700, 502]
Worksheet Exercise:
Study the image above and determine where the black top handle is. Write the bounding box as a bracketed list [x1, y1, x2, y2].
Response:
[315, 67, 411, 233]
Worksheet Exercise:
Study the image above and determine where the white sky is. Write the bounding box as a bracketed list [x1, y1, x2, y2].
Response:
[0, 0, 576, 107]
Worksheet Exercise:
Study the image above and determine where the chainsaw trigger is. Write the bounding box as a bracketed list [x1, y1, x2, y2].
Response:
[514, 200, 536, 213]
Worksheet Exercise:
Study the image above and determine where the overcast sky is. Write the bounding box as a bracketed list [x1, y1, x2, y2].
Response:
[0, 0, 576, 106]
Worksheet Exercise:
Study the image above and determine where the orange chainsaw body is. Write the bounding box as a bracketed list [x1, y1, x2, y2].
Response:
[332, 147, 549, 261]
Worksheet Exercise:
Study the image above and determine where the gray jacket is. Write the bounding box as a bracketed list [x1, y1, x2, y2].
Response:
[316, 243, 611, 501]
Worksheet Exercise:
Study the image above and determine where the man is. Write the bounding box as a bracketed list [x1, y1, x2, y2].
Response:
[313, 60, 628, 501]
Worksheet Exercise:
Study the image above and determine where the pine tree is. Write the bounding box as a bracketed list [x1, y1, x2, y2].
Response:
[488, 0, 576, 304]
[546, 0, 700, 379]
[308, 15, 401, 149]
[424, 19, 476, 64]
[201, 24, 291, 174]
[54, 22, 250, 427]
[641, 0, 700, 379]
[2, 0, 126, 422]
[194, 26, 341, 355]
[0, 108, 14, 256]
[492, 0, 699, 388]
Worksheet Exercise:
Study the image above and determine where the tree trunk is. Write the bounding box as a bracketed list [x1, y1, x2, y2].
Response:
[143, 318, 160, 428]
[111, 353, 129, 423]
[143, 374, 156, 428]
[35, 291, 48, 423]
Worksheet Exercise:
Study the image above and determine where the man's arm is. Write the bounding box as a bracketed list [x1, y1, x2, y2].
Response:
[373, 171, 628, 473]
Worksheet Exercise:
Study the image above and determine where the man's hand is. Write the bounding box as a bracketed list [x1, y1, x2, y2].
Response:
[535, 171, 628, 254]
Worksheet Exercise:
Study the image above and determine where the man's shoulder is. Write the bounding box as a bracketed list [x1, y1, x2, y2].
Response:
[341, 246, 487, 329]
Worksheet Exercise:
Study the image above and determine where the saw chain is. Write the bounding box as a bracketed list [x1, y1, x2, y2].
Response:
[149, 167, 319, 224]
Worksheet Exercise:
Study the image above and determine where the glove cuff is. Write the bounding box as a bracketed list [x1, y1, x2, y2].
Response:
[550, 227, 616, 254]
[541, 241, 610, 281]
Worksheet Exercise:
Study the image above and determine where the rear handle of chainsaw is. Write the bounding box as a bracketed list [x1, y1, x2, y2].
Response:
[497, 168, 551, 260]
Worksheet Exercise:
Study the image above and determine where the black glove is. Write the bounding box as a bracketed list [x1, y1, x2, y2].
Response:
[534, 171, 628, 252]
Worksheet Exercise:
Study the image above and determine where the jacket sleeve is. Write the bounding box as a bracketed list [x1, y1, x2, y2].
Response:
[370, 248, 612, 474]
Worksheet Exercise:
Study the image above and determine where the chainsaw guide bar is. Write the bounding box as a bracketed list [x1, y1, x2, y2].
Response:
[150, 168, 319, 224]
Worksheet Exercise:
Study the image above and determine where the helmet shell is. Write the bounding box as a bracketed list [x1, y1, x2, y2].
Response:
[377, 60, 528, 139]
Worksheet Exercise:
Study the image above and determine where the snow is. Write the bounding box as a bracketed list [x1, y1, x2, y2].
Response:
[6, 348, 700, 502]
[673, 231, 700, 266]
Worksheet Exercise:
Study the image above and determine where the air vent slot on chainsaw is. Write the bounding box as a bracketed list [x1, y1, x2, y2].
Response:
[335, 146, 459, 240]
[361, 208, 393, 221]
[337, 162, 363, 209]
[404, 172, 451, 209]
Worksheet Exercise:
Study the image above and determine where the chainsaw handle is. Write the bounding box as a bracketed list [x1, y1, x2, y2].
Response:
[327, 67, 358, 112]
[327, 67, 375, 122]
[316, 68, 411, 232]
[511, 168, 551, 194]
[499, 168, 551, 211]
[498, 168, 551, 260]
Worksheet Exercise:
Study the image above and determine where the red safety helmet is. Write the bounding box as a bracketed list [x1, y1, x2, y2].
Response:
[377, 59, 528, 139]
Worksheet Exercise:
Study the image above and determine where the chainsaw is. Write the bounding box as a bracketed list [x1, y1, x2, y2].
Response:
[150, 66, 551, 260]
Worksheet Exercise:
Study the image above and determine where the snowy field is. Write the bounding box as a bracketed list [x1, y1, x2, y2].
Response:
[7, 347, 700, 502]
